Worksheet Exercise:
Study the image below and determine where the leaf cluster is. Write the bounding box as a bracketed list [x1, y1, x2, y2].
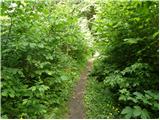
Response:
[90, 0, 159, 119]
[1, 1, 88, 118]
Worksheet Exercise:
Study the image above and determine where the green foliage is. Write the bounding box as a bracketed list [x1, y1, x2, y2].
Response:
[90, 0, 159, 119]
[121, 106, 150, 119]
[84, 78, 120, 119]
[1, 0, 159, 119]
[1, 1, 88, 119]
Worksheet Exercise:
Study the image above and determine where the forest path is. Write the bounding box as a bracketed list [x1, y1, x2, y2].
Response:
[68, 16, 97, 119]
[68, 58, 95, 119]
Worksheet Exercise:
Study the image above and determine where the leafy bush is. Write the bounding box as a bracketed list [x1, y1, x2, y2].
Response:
[1, 1, 88, 118]
[89, 0, 159, 119]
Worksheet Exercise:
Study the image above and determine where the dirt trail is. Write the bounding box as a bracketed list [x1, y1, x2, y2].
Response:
[68, 58, 94, 119]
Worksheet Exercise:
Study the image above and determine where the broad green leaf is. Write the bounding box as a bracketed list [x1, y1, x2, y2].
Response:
[22, 99, 28, 105]
[61, 75, 68, 81]
[124, 113, 132, 119]
[1, 91, 8, 96]
[128, 97, 138, 103]
[153, 102, 159, 110]
[29, 43, 36, 48]
[141, 109, 150, 119]
[133, 106, 141, 117]
[153, 31, 159, 38]
[119, 95, 127, 101]
[38, 43, 44, 48]
[9, 92, 15, 98]
[31, 86, 36, 91]
[121, 106, 133, 115]
[123, 38, 142, 44]
[133, 92, 144, 100]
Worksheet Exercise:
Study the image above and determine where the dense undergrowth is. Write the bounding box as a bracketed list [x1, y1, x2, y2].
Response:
[1, 0, 159, 119]
[1, 1, 89, 119]
[84, 78, 120, 119]
[86, 0, 159, 119]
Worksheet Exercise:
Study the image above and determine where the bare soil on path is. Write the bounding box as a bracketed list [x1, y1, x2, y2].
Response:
[68, 58, 94, 119]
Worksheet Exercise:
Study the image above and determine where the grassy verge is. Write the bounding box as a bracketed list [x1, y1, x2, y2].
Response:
[84, 77, 121, 119]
